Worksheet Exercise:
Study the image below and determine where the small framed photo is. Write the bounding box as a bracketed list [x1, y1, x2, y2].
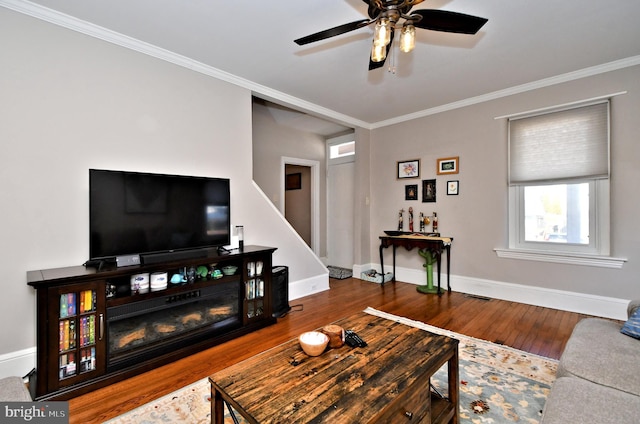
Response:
[405, 184, 418, 200]
[422, 179, 436, 202]
[285, 173, 301, 190]
[397, 159, 420, 179]
[437, 156, 459, 175]
[447, 180, 459, 195]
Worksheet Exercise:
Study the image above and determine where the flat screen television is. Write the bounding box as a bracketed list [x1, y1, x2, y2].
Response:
[89, 169, 230, 260]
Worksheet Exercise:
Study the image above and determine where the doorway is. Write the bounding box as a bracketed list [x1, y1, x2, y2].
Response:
[326, 134, 355, 270]
[280, 157, 320, 255]
[284, 164, 312, 247]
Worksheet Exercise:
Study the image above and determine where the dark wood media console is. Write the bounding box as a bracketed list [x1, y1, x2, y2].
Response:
[27, 245, 277, 401]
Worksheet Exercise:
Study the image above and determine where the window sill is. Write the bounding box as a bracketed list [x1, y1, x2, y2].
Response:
[494, 248, 626, 269]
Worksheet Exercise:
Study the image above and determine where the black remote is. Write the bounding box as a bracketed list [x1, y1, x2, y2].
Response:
[345, 330, 367, 347]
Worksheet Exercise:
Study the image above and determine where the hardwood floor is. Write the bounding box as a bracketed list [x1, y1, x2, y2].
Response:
[68, 278, 593, 423]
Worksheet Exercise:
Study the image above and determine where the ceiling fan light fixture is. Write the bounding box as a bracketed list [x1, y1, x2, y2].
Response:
[373, 17, 392, 46]
[371, 42, 387, 62]
[400, 24, 416, 53]
[294, 3, 488, 72]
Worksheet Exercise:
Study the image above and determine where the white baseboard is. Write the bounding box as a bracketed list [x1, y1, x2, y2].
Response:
[356, 263, 629, 320]
[288, 273, 330, 301]
[452, 274, 629, 320]
[0, 347, 35, 380]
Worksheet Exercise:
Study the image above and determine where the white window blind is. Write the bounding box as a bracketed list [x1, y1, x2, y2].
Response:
[509, 102, 609, 184]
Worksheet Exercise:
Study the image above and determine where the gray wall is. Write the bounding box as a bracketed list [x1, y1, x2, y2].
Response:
[0, 8, 326, 371]
[353, 128, 373, 267]
[368, 65, 640, 304]
[252, 101, 328, 257]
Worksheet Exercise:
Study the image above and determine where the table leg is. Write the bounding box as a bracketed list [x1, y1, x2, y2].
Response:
[379, 243, 385, 286]
[212, 386, 224, 424]
[392, 245, 397, 282]
[436, 250, 442, 296]
[446, 245, 451, 292]
[448, 348, 460, 424]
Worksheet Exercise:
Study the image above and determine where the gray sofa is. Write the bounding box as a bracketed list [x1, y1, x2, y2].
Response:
[541, 300, 640, 423]
[0, 376, 31, 401]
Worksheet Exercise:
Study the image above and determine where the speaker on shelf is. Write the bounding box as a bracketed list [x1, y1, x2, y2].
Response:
[272, 266, 290, 318]
[140, 249, 207, 265]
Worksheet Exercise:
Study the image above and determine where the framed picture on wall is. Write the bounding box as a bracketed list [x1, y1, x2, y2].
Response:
[422, 179, 436, 202]
[285, 173, 302, 190]
[397, 159, 420, 179]
[447, 180, 459, 195]
[405, 184, 418, 200]
[437, 156, 459, 175]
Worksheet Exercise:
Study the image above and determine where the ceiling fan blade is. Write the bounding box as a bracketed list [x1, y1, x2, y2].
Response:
[294, 19, 371, 45]
[368, 29, 395, 71]
[412, 9, 488, 34]
[368, 55, 386, 70]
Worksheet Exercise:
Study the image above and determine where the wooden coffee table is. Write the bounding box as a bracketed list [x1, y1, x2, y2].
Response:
[209, 311, 459, 423]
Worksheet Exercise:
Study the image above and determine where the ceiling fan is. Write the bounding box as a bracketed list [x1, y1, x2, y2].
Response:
[294, 0, 488, 71]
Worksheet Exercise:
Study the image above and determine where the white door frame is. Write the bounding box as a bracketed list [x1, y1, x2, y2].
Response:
[280, 156, 320, 255]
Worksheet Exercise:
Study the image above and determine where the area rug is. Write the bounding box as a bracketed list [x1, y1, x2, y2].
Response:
[327, 265, 352, 280]
[105, 307, 557, 424]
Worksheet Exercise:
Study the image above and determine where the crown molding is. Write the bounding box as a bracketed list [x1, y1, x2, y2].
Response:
[3, 0, 639, 131]
[370, 55, 640, 129]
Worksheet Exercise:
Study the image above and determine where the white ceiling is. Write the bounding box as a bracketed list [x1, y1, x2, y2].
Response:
[8, 0, 640, 130]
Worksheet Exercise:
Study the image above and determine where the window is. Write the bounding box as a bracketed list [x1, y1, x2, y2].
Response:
[507, 101, 610, 257]
[327, 133, 355, 165]
[329, 141, 355, 159]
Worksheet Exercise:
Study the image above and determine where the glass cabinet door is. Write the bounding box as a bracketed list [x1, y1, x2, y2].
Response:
[48, 281, 106, 390]
[244, 259, 266, 322]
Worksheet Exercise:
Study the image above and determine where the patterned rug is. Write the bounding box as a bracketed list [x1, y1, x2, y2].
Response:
[327, 265, 352, 280]
[105, 307, 557, 424]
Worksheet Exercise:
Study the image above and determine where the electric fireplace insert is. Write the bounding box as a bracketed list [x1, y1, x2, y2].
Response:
[107, 280, 241, 371]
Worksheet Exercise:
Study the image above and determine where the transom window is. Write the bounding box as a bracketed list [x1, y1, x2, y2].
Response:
[329, 141, 355, 159]
[327, 133, 355, 165]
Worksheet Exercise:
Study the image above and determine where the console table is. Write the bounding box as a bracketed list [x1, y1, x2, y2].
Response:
[210, 311, 459, 423]
[379, 234, 453, 294]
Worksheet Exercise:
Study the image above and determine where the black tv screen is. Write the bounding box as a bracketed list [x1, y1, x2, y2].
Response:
[89, 169, 230, 260]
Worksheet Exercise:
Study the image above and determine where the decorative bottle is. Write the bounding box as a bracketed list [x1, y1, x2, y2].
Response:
[432, 212, 438, 233]
[408, 207, 414, 232]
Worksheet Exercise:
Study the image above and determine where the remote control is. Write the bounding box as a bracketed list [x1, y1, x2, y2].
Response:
[345, 330, 367, 347]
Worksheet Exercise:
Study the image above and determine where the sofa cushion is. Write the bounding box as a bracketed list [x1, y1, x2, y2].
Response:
[557, 318, 640, 396]
[0, 376, 31, 401]
[541, 377, 640, 424]
[622, 306, 640, 339]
